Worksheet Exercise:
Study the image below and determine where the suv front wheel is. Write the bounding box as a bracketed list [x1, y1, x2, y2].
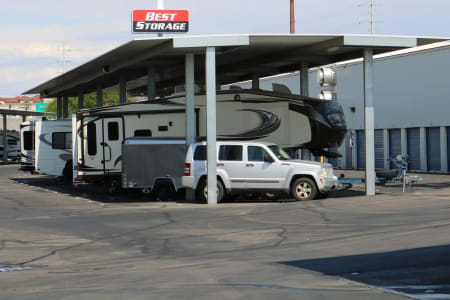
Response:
[291, 178, 317, 201]
[197, 178, 225, 203]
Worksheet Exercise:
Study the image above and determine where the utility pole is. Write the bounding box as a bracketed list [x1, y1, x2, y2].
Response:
[370, 0, 375, 34]
[57, 41, 71, 73]
[290, 0, 295, 34]
[157, 0, 164, 37]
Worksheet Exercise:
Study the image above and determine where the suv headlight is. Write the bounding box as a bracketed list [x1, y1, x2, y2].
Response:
[320, 167, 333, 178]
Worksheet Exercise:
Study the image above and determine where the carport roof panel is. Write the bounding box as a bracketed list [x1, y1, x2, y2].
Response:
[24, 34, 449, 96]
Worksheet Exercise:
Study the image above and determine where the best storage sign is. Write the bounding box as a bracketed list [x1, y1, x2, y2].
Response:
[132, 10, 189, 33]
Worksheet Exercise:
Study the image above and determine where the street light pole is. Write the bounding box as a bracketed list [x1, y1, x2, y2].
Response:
[290, 0, 295, 34]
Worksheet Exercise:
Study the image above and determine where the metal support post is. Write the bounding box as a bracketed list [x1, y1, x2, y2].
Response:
[401, 128, 407, 157]
[57, 96, 62, 120]
[78, 92, 84, 110]
[420, 127, 427, 172]
[2, 114, 7, 164]
[206, 47, 217, 205]
[147, 67, 156, 100]
[363, 48, 376, 196]
[96, 86, 103, 107]
[119, 77, 127, 104]
[300, 62, 309, 96]
[440, 127, 448, 173]
[63, 95, 69, 119]
[383, 129, 389, 170]
[185, 53, 196, 201]
[251, 73, 259, 89]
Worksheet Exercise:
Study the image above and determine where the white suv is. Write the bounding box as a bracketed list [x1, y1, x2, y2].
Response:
[182, 141, 338, 202]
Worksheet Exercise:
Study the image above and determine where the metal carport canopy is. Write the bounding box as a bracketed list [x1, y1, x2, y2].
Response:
[23, 34, 449, 203]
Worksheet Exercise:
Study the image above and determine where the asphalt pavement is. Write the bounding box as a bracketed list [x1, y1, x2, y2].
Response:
[0, 165, 449, 299]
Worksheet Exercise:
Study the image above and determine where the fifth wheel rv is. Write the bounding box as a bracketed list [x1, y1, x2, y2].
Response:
[74, 89, 346, 183]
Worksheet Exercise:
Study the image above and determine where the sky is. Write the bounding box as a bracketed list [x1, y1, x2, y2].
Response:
[0, 0, 449, 97]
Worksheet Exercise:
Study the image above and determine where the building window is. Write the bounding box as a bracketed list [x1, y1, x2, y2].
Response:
[108, 122, 119, 141]
[52, 132, 72, 149]
[87, 123, 97, 155]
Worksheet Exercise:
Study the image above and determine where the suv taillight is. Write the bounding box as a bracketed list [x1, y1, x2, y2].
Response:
[184, 163, 191, 176]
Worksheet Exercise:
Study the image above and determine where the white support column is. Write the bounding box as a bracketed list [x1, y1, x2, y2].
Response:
[119, 77, 127, 104]
[363, 48, 375, 196]
[440, 126, 448, 173]
[420, 127, 427, 172]
[300, 62, 309, 96]
[147, 67, 156, 100]
[185, 53, 196, 202]
[401, 128, 407, 157]
[251, 73, 259, 89]
[383, 129, 389, 170]
[206, 47, 217, 205]
[2, 114, 7, 164]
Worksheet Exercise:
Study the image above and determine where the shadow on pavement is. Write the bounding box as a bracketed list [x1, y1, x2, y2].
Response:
[279, 244, 450, 297]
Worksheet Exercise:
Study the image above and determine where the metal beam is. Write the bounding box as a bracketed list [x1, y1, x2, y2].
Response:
[96, 86, 103, 107]
[147, 67, 156, 100]
[251, 73, 259, 89]
[63, 95, 69, 119]
[363, 48, 376, 196]
[2, 114, 7, 164]
[57, 96, 62, 120]
[206, 47, 217, 205]
[185, 53, 196, 202]
[300, 62, 309, 96]
[119, 77, 127, 104]
[78, 92, 84, 110]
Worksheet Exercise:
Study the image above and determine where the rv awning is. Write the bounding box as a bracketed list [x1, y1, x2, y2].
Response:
[23, 34, 449, 97]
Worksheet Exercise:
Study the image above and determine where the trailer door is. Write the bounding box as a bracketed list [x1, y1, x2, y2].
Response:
[102, 118, 124, 174]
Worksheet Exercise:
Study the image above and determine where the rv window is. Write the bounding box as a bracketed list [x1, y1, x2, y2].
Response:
[134, 129, 152, 137]
[23, 131, 33, 150]
[52, 132, 71, 149]
[87, 123, 97, 155]
[219, 145, 242, 161]
[193, 145, 206, 161]
[108, 122, 119, 141]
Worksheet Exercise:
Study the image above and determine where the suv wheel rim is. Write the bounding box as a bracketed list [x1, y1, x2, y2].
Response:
[295, 182, 311, 199]
[203, 185, 220, 199]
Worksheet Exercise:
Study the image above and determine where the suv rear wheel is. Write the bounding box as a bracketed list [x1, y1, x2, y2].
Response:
[291, 178, 317, 201]
[197, 178, 225, 203]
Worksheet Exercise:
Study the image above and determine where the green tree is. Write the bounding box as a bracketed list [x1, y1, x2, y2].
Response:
[45, 93, 136, 117]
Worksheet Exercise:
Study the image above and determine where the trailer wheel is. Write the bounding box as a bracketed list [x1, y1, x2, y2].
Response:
[291, 177, 317, 201]
[196, 178, 225, 203]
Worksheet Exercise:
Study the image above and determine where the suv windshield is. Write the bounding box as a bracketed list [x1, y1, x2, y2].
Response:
[268, 145, 290, 160]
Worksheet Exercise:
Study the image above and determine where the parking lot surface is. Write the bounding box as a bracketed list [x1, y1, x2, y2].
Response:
[1, 165, 449, 299]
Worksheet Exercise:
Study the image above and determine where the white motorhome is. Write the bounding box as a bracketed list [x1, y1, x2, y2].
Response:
[19, 120, 35, 170]
[0, 130, 20, 161]
[74, 89, 346, 184]
[34, 119, 72, 178]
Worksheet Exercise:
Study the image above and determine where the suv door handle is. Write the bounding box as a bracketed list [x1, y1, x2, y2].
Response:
[246, 163, 254, 167]
[217, 163, 224, 167]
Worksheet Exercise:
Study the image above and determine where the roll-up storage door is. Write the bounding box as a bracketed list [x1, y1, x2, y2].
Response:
[448, 127, 450, 173]
[357, 130, 365, 169]
[407, 128, 420, 171]
[375, 129, 384, 169]
[426, 127, 441, 172]
[389, 129, 401, 169]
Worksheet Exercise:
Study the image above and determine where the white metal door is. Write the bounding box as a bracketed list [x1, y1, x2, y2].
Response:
[102, 117, 124, 174]
[245, 145, 283, 189]
[217, 144, 246, 189]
